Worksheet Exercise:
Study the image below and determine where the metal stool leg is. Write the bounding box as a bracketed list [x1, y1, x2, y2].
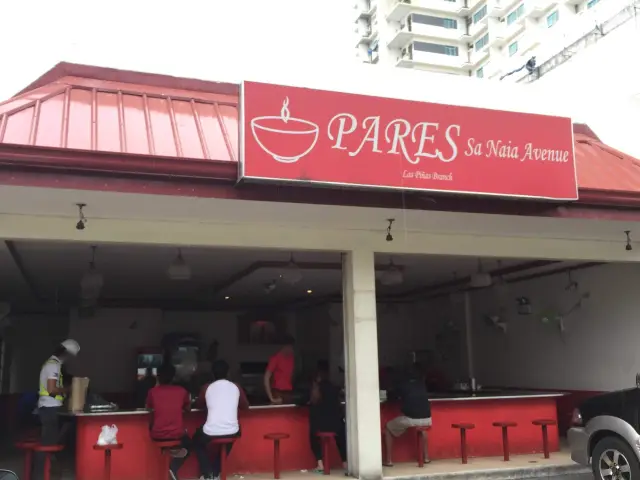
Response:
[541, 425, 550, 459]
[274, 439, 281, 479]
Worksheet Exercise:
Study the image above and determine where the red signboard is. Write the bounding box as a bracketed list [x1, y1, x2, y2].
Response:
[240, 81, 578, 200]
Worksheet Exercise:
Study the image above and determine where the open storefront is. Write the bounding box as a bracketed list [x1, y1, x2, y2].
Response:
[0, 62, 639, 479]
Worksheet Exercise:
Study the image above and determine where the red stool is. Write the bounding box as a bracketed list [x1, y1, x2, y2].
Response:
[93, 443, 124, 480]
[264, 433, 290, 479]
[15, 440, 38, 480]
[154, 440, 181, 480]
[210, 437, 237, 480]
[317, 432, 336, 475]
[532, 419, 556, 459]
[451, 423, 475, 464]
[411, 426, 431, 467]
[32, 444, 64, 480]
[492, 422, 517, 461]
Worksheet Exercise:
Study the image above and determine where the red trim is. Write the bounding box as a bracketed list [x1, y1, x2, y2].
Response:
[3, 167, 640, 222]
[576, 189, 640, 207]
[0, 144, 237, 180]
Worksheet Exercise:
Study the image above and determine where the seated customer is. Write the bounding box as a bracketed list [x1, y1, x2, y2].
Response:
[308, 360, 347, 473]
[146, 363, 191, 479]
[383, 363, 432, 467]
[193, 360, 249, 480]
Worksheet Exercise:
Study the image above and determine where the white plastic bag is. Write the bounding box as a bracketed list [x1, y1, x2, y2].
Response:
[97, 424, 118, 445]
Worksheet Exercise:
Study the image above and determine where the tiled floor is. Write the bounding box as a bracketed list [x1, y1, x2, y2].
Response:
[0, 447, 581, 480]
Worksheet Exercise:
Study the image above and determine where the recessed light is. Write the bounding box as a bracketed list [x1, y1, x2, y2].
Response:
[307, 289, 313, 294]
[224, 296, 230, 300]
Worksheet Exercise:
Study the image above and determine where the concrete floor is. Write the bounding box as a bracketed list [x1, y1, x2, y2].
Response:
[0, 446, 591, 480]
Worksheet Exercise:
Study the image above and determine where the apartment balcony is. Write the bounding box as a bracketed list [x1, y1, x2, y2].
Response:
[397, 48, 471, 72]
[355, 26, 378, 47]
[467, 16, 489, 39]
[527, 0, 559, 18]
[388, 24, 466, 49]
[488, 0, 522, 17]
[387, 0, 470, 22]
[468, 45, 491, 67]
[490, 16, 526, 46]
[354, 0, 377, 21]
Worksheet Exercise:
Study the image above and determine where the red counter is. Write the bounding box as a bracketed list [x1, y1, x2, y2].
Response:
[383, 394, 560, 462]
[73, 394, 560, 480]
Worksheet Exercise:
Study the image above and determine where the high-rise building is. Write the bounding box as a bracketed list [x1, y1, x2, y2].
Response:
[354, 0, 636, 81]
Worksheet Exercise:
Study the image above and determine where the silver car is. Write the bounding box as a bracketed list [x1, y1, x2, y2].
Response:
[568, 384, 640, 480]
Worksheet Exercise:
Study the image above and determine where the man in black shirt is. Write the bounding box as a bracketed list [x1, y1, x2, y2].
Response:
[383, 363, 432, 466]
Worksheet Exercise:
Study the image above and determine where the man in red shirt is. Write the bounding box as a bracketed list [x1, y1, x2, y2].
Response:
[146, 363, 191, 480]
[264, 335, 295, 404]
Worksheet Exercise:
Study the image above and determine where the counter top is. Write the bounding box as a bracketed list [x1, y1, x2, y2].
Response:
[62, 403, 301, 417]
[63, 392, 563, 416]
[428, 391, 566, 402]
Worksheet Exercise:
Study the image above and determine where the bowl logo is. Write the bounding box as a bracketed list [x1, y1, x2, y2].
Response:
[250, 97, 320, 164]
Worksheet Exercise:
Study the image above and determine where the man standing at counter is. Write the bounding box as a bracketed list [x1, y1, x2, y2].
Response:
[35, 339, 80, 479]
[264, 335, 295, 404]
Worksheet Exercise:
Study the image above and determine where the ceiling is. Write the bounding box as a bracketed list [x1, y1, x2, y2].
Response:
[0, 239, 582, 312]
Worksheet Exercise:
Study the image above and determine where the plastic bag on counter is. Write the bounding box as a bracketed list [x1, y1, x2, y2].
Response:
[97, 424, 119, 445]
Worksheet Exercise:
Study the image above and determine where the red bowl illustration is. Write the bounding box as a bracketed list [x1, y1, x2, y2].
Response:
[250, 116, 319, 163]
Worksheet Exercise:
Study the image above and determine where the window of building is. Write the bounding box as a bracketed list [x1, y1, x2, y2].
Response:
[508, 41, 519, 56]
[414, 41, 459, 56]
[476, 67, 484, 78]
[412, 14, 458, 29]
[473, 5, 487, 23]
[587, 0, 600, 8]
[506, 3, 525, 25]
[475, 33, 489, 51]
[547, 10, 559, 27]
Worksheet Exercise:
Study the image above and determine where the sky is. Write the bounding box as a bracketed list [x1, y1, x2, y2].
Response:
[0, 0, 638, 158]
[0, 0, 355, 99]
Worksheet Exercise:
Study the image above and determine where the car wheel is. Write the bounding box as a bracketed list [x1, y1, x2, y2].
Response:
[592, 436, 640, 480]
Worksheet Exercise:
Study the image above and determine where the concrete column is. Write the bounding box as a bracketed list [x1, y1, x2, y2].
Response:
[342, 250, 382, 480]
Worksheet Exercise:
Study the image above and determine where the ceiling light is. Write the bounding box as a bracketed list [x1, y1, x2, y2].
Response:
[224, 296, 230, 300]
[281, 253, 303, 285]
[380, 258, 404, 286]
[307, 289, 313, 294]
[167, 249, 191, 281]
[80, 246, 104, 299]
[469, 259, 492, 288]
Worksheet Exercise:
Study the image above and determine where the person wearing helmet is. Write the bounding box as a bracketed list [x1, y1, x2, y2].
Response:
[34, 339, 80, 479]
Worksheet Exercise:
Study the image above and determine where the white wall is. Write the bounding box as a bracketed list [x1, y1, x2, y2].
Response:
[7, 298, 466, 394]
[471, 263, 640, 392]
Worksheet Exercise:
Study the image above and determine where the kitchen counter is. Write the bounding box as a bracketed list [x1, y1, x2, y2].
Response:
[65, 403, 299, 416]
[428, 390, 566, 401]
[70, 392, 563, 480]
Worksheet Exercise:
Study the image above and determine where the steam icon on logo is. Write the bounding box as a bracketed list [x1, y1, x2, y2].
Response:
[250, 97, 319, 164]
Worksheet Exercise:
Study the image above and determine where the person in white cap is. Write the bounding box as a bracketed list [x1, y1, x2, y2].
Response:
[34, 339, 80, 479]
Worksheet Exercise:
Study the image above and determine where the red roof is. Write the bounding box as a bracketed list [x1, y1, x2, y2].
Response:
[1, 62, 640, 203]
[574, 132, 640, 192]
[0, 65, 238, 162]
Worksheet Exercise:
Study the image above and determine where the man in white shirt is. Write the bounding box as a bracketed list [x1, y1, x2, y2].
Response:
[35, 339, 80, 480]
[192, 360, 249, 480]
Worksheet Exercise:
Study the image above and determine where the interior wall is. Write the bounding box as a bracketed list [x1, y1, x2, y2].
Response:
[471, 263, 640, 392]
[8, 314, 70, 393]
[6, 299, 461, 394]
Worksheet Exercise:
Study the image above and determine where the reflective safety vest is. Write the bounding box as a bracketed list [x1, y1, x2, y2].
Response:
[38, 357, 64, 402]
